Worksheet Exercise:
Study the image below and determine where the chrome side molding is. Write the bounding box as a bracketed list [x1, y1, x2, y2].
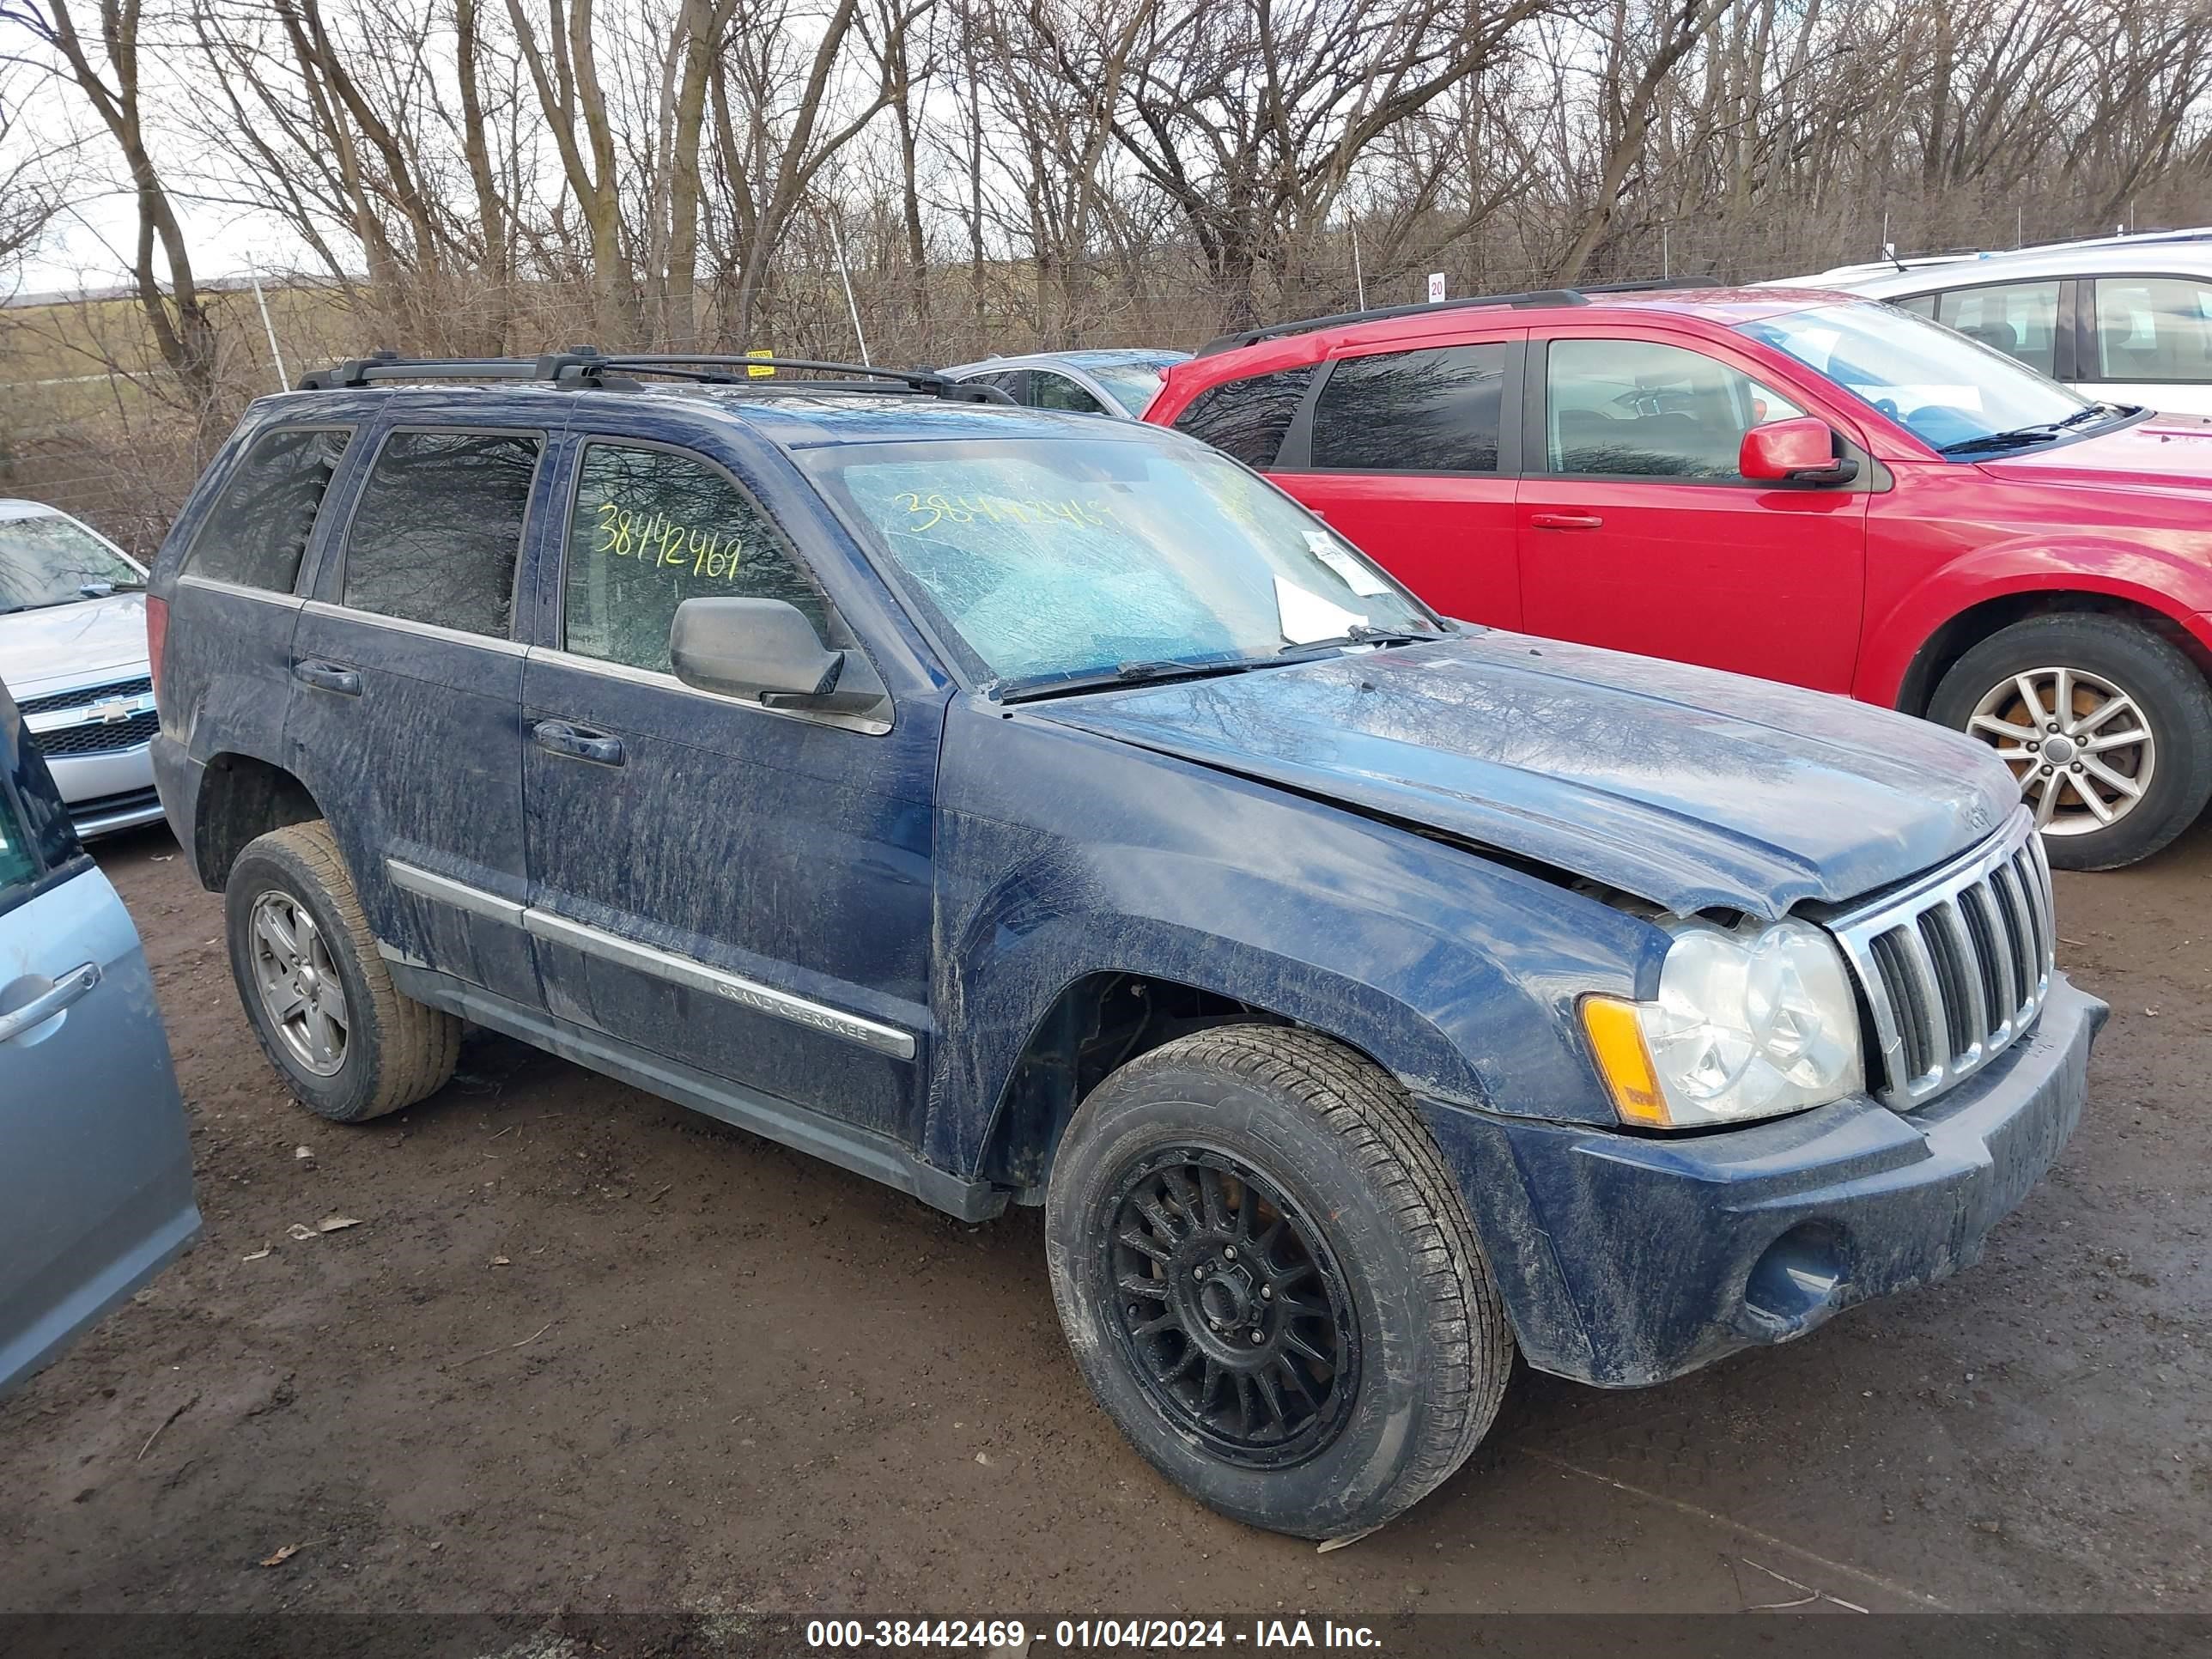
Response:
[385, 859, 915, 1061]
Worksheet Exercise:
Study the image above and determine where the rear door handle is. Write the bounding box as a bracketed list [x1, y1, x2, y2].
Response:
[294, 659, 362, 696]
[0, 963, 100, 1045]
[532, 720, 625, 767]
[1528, 513, 1605, 530]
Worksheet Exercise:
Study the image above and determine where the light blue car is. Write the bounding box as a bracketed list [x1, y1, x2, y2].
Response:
[0, 676, 198, 1397]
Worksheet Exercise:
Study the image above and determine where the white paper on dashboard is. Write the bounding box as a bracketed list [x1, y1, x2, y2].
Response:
[1274, 574, 1366, 644]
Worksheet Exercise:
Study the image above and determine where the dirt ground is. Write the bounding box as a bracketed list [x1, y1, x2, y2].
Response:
[2, 819, 2207, 1620]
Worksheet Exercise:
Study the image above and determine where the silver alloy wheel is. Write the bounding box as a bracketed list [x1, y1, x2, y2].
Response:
[1966, 665, 2157, 836]
[247, 890, 350, 1077]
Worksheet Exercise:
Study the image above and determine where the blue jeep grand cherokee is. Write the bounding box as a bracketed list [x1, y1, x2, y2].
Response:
[147, 350, 2106, 1538]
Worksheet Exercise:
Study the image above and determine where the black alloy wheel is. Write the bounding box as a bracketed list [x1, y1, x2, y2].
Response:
[1103, 1146, 1359, 1468]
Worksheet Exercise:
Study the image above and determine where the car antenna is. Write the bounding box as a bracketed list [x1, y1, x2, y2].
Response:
[1882, 241, 1907, 274]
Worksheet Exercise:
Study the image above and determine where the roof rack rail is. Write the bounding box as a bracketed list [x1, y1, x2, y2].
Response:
[295, 346, 1008, 402]
[1190, 275, 1723, 359]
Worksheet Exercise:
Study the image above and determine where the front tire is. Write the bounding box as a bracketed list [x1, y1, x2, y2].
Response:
[1043, 1024, 1511, 1539]
[1930, 614, 2212, 870]
[225, 820, 460, 1121]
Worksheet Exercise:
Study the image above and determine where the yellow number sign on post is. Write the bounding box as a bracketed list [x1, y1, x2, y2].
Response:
[746, 349, 775, 379]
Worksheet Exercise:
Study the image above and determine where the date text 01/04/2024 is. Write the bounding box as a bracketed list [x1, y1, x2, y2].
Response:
[803, 1619, 1385, 1649]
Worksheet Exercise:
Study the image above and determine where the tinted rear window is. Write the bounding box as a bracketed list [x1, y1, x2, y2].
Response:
[185, 428, 352, 591]
[1310, 344, 1507, 472]
[1169, 367, 1314, 468]
[342, 430, 541, 636]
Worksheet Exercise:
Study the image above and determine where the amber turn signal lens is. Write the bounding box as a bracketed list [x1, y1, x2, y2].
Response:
[1582, 996, 1669, 1127]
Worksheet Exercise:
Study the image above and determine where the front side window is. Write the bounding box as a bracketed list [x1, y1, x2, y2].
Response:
[1935, 281, 2061, 377]
[802, 434, 1438, 689]
[185, 427, 351, 592]
[1169, 366, 1315, 469]
[564, 442, 828, 674]
[1, 708, 76, 876]
[1030, 373, 1106, 416]
[1546, 339, 1803, 479]
[1311, 343, 1508, 472]
[2094, 276, 2212, 384]
[0, 512, 141, 616]
[342, 430, 540, 636]
[1739, 301, 2090, 455]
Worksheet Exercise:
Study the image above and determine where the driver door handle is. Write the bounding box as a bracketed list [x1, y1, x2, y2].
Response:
[532, 720, 625, 767]
[1529, 513, 1605, 530]
[0, 963, 100, 1045]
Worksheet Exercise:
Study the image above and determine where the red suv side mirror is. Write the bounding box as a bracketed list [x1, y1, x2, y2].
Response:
[1740, 416, 1858, 486]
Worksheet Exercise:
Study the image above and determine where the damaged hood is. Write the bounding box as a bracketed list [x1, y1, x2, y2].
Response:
[1033, 631, 2021, 918]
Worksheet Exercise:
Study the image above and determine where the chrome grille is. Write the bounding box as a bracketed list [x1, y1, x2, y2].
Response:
[34, 708, 160, 755]
[16, 676, 152, 717]
[22, 680, 161, 758]
[1826, 809, 2055, 1110]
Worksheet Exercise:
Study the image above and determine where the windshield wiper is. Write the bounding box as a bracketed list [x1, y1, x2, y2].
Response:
[1939, 402, 2132, 456]
[1277, 623, 1437, 656]
[992, 655, 1266, 704]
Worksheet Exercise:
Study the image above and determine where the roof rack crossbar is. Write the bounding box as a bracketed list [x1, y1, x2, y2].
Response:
[296, 346, 1008, 401]
[1190, 275, 1723, 358]
[295, 351, 542, 390]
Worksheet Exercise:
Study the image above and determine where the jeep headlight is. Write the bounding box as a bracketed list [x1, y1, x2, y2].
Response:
[1583, 919, 1864, 1128]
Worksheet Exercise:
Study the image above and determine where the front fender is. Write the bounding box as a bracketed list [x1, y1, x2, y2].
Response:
[1859, 527, 2212, 708]
[924, 703, 1666, 1178]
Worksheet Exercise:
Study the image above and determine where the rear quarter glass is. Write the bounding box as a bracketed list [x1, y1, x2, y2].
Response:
[182, 428, 355, 592]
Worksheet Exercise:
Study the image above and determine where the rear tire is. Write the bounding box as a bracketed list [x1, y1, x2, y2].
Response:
[1043, 1024, 1511, 1539]
[1929, 614, 2212, 870]
[225, 820, 459, 1121]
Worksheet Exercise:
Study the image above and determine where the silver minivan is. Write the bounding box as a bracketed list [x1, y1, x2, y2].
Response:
[1774, 230, 2212, 416]
[0, 677, 198, 1397]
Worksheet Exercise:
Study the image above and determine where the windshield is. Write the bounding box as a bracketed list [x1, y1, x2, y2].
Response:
[1085, 358, 1182, 415]
[803, 435, 1441, 690]
[0, 513, 142, 614]
[1738, 301, 2094, 454]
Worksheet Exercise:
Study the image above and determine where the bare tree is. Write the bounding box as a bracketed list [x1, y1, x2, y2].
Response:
[4, 0, 219, 411]
[0, 65, 74, 283]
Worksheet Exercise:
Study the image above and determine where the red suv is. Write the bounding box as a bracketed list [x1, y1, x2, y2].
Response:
[1146, 283, 2212, 868]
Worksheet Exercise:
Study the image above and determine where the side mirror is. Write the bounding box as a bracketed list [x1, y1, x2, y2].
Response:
[1740, 416, 1859, 486]
[670, 597, 846, 705]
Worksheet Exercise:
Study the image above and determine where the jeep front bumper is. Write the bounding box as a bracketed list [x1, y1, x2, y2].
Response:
[1419, 973, 2106, 1388]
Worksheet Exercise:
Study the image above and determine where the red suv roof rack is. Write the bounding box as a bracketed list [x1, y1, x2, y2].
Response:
[1191, 276, 1722, 359]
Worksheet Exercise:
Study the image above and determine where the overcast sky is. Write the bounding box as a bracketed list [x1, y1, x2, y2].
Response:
[16, 182, 308, 297]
